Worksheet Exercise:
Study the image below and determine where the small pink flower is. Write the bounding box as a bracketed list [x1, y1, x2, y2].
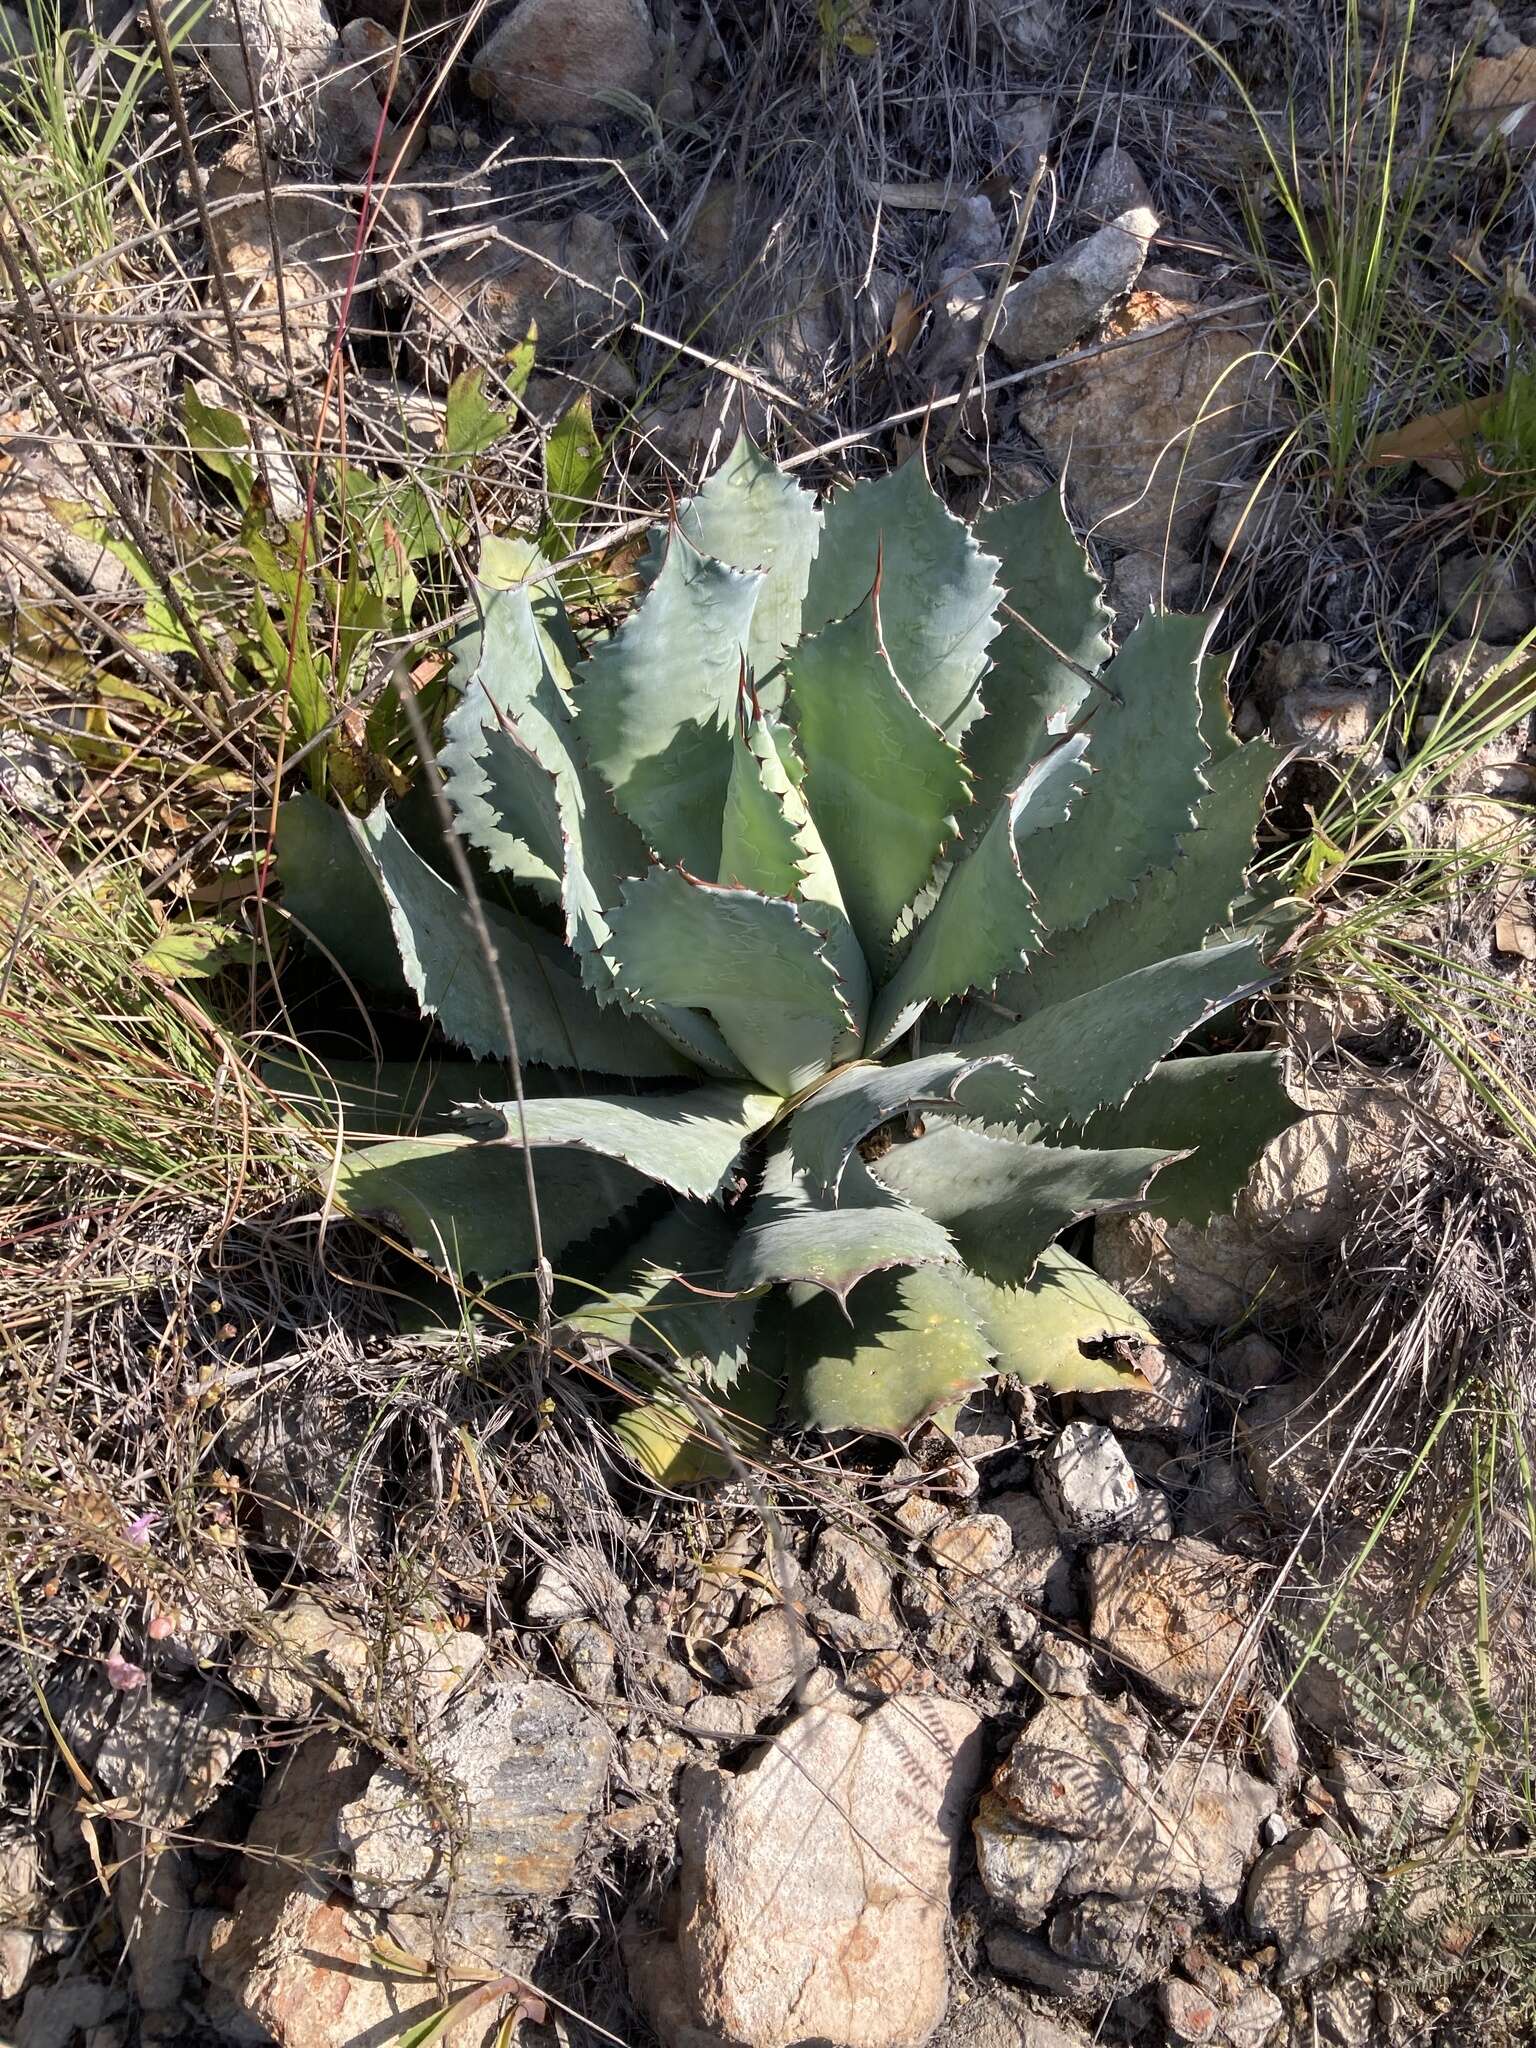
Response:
[105, 1647, 146, 1692]
[123, 1512, 159, 1548]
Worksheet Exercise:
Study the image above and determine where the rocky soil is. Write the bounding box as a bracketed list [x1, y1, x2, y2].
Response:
[4, 0, 1536, 2044]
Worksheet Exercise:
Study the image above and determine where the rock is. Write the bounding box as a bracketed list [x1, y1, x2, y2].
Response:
[977, 0, 1057, 61]
[1237, 1377, 1337, 1521]
[1225, 1984, 1286, 2047]
[1160, 1975, 1219, 2042]
[811, 1526, 898, 1629]
[1081, 146, 1153, 222]
[627, 1694, 983, 2048]
[202, 1731, 477, 2048]
[1238, 1086, 1417, 1255]
[1094, 1210, 1305, 1326]
[1079, 1342, 1206, 1443]
[340, 1677, 611, 1907]
[230, 1594, 483, 1720]
[1017, 289, 1271, 549]
[1244, 1826, 1369, 1984]
[220, 1378, 387, 1564]
[985, 1925, 1113, 1999]
[988, 1491, 1075, 1612]
[947, 1986, 1094, 2048]
[112, 1826, 190, 2029]
[399, 211, 637, 389]
[1423, 637, 1536, 719]
[939, 195, 1005, 272]
[920, 267, 990, 384]
[973, 1692, 1157, 1923]
[15, 1979, 126, 2048]
[190, 0, 416, 172]
[1439, 547, 1536, 643]
[1032, 1634, 1092, 1695]
[524, 1548, 625, 1623]
[189, 0, 333, 144]
[1087, 1537, 1258, 1709]
[1036, 1421, 1138, 1535]
[1312, 1970, 1381, 2047]
[1109, 544, 1201, 623]
[1213, 1331, 1285, 1396]
[1, 414, 139, 617]
[1049, 1892, 1150, 1975]
[1207, 479, 1298, 560]
[994, 208, 1158, 366]
[470, 0, 657, 124]
[63, 1682, 247, 1831]
[553, 1617, 617, 1699]
[1258, 1698, 1303, 1790]
[718, 1606, 812, 1699]
[929, 1511, 1013, 1582]
[993, 94, 1053, 166]
[1268, 685, 1378, 761]
[0, 1829, 41, 2000]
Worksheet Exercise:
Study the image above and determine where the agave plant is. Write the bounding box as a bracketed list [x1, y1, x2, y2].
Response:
[277, 439, 1299, 1466]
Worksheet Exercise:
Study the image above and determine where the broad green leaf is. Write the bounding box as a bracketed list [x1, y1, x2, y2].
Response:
[1199, 648, 1240, 762]
[504, 322, 537, 396]
[566, 1204, 754, 1389]
[334, 1133, 648, 1281]
[866, 736, 1091, 1051]
[576, 534, 762, 874]
[275, 791, 406, 998]
[443, 367, 512, 462]
[604, 867, 855, 1095]
[996, 736, 1283, 1014]
[663, 431, 824, 685]
[786, 1049, 1027, 1202]
[542, 392, 603, 554]
[962, 935, 1273, 1128]
[871, 1121, 1171, 1289]
[802, 458, 1002, 737]
[613, 1366, 776, 1486]
[719, 715, 870, 1037]
[1077, 1051, 1302, 1226]
[467, 1084, 779, 1200]
[263, 1054, 508, 1136]
[798, 1265, 995, 1436]
[1029, 611, 1215, 933]
[724, 1144, 957, 1301]
[955, 1244, 1155, 1390]
[967, 490, 1112, 813]
[786, 593, 971, 969]
[348, 806, 691, 1078]
[137, 919, 253, 978]
[183, 385, 256, 509]
[441, 580, 649, 975]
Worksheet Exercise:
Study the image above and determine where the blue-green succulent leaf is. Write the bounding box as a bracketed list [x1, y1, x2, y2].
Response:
[802, 457, 1002, 738]
[871, 1120, 1173, 1289]
[965, 489, 1113, 814]
[604, 867, 856, 1095]
[785, 591, 971, 971]
[576, 532, 763, 873]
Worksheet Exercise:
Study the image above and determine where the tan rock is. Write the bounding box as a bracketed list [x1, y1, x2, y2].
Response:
[1086, 1536, 1258, 1709]
[398, 211, 637, 390]
[229, 1592, 485, 1721]
[470, 0, 657, 125]
[1093, 1209, 1305, 1326]
[629, 1693, 984, 2048]
[1017, 290, 1271, 548]
[1245, 1825, 1368, 1984]
[1238, 1086, 1416, 1254]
